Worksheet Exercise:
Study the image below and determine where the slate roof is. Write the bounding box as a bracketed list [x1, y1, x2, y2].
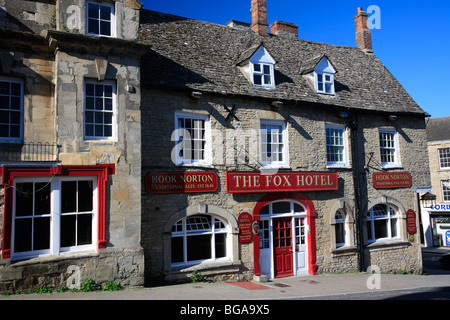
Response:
[427, 117, 450, 142]
[138, 9, 426, 115]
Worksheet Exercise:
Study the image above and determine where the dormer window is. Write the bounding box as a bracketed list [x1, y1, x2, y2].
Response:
[301, 54, 337, 95]
[316, 72, 334, 94]
[253, 63, 273, 87]
[86, 1, 115, 37]
[237, 44, 276, 89]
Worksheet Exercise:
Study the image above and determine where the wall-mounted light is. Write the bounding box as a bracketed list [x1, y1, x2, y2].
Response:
[191, 91, 202, 99]
[339, 111, 349, 118]
[388, 115, 398, 121]
[271, 101, 284, 108]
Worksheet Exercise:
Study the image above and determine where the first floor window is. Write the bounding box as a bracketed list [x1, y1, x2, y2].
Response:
[13, 177, 97, 259]
[366, 204, 399, 242]
[171, 215, 228, 265]
[0, 78, 23, 141]
[260, 120, 287, 168]
[174, 113, 210, 166]
[326, 125, 347, 167]
[84, 80, 116, 140]
[442, 180, 450, 202]
[379, 129, 399, 168]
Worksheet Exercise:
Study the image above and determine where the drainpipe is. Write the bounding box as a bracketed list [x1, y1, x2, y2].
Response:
[348, 115, 365, 272]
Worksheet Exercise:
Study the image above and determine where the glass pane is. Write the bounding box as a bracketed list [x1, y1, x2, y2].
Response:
[62, 181, 77, 213]
[0, 96, 9, 109]
[215, 233, 226, 258]
[88, 3, 99, 19]
[171, 237, 184, 263]
[336, 223, 345, 245]
[0, 81, 9, 95]
[11, 83, 21, 96]
[14, 218, 32, 252]
[272, 202, 291, 214]
[16, 183, 33, 217]
[86, 83, 95, 96]
[85, 124, 94, 137]
[34, 217, 50, 250]
[374, 219, 388, 239]
[77, 214, 92, 245]
[10, 97, 20, 110]
[100, 21, 111, 36]
[391, 218, 398, 238]
[88, 18, 99, 34]
[253, 64, 261, 72]
[254, 74, 262, 85]
[99, 5, 111, 20]
[78, 181, 93, 212]
[187, 235, 211, 261]
[259, 205, 269, 215]
[34, 183, 50, 215]
[61, 215, 76, 247]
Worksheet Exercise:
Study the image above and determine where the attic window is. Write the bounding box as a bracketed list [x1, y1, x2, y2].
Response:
[253, 63, 273, 87]
[315, 72, 334, 94]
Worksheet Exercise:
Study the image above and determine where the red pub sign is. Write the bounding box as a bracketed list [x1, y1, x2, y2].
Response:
[238, 212, 253, 244]
[226, 171, 338, 194]
[407, 210, 417, 234]
[146, 172, 218, 194]
[373, 172, 412, 189]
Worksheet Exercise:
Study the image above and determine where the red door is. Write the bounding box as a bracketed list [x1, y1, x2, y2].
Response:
[273, 218, 294, 278]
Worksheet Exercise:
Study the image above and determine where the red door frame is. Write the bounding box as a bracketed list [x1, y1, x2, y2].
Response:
[0, 164, 115, 259]
[253, 192, 317, 276]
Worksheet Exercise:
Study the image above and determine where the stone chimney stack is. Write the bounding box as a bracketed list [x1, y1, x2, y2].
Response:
[251, 0, 269, 36]
[354, 7, 373, 52]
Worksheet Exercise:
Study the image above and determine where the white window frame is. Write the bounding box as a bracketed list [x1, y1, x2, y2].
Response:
[84, 79, 117, 141]
[260, 120, 288, 169]
[86, 1, 115, 37]
[442, 180, 450, 202]
[366, 204, 399, 243]
[315, 71, 335, 95]
[252, 63, 274, 88]
[325, 124, 349, 168]
[379, 129, 401, 168]
[11, 176, 98, 260]
[171, 215, 229, 267]
[438, 148, 450, 170]
[334, 209, 347, 248]
[0, 77, 23, 143]
[173, 112, 211, 167]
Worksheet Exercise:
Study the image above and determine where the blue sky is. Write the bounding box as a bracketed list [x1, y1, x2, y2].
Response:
[141, 1, 450, 119]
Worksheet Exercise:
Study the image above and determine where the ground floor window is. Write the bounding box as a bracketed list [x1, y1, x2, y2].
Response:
[13, 177, 97, 259]
[171, 214, 228, 266]
[367, 204, 399, 242]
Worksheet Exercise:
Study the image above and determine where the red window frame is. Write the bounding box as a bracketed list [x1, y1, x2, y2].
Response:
[0, 164, 115, 259]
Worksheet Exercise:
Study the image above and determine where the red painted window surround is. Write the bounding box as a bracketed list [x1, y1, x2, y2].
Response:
[0, 164, 115, 259]
[252, 192, 318, 276]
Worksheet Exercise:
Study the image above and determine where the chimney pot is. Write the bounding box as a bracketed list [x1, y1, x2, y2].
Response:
[354, 7, 373, 52]
[251, 0, 269, 36]
[270, 20, 298, 38]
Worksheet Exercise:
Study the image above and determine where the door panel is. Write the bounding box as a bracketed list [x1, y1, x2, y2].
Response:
[273, 218, 293, 277]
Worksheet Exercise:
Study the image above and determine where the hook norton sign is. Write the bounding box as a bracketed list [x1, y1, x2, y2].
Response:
[146, 172, 218, 194]
[226, 171, 338, 194]
[373, 172, 412, 189]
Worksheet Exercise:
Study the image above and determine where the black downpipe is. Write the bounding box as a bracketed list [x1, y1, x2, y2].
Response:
[348, 116, 365, 272]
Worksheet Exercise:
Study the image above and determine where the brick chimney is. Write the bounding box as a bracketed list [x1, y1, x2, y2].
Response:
[354, 7, 373, 52]
[270, 21, 298, 38]
[251, 0, 269, 36]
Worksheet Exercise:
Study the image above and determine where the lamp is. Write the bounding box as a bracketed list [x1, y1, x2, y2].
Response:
[191, 91, 202, 99]
[271, 101, 284, 108]
[388, 115, 398, 121]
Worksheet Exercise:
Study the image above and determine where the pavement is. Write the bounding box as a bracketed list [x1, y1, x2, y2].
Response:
[1, 248, 450, 301]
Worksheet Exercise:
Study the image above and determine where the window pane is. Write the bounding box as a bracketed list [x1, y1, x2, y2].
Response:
[391, 218, 398, 238]
[99, 5, 111, 20]
[0, 81, 9, 95]
[254, 74, 262, 85]
[78, 181, 93, 212]
[14, 218, 32, 252]
[61, 215, 76, 247]
[187, 235, 211, 261]
[336, 223, 345, 245]
[374, 219, 388, 239]
[16, 183, 33, 217]
[62, 181, 77, 213]
[171, 237, 184, 263]
[34, 217, 50, 250]
[253, 64, 261, 72]
[77, 214, 92, 245]
[88, 3, 99, 19]
[88, 18, 99, 34]
[100, 21, 111, 36]
[215, 233, 226, 258]
[34, 183, 50, 215]
[272, 202, 291, 214]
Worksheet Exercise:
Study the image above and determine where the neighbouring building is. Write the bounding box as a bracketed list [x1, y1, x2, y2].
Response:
[0, 0, 432, 291]
[0, 0, 147, 291]
[422, 117, 450, 247]
[139, 1, 430, 282]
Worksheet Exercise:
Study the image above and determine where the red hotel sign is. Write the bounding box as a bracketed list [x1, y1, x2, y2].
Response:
[238, 212, 253, 244]
[407, 210, 417, 234]
[146, 172, 218, 194]
[373, 172, 412, 189]
[226, 171, 338, 194]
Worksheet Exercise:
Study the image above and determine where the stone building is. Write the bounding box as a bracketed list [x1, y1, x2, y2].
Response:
[421, 117, 450, 247]
[139, 1, 430, 282]
[0, 0, 431, 291]
[0, 0, 147, 291]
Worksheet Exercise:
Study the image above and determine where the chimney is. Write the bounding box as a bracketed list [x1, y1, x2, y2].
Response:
[354, 7, 373, 52]
[251, 0, 269, 36]
[270, 21, 298, 38]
